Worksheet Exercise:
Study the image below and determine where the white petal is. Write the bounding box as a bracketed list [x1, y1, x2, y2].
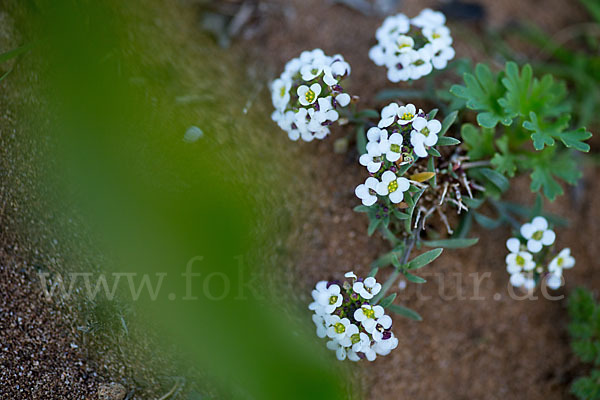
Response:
[381, 170, 396, 183]
[520, 223, 535, 239]
[526, 239, 543, 253]
[365, 177, 379, 190]
[532, 216, 548, 230]
[427, 119, 442, 134]
[541, 230, 555, 246]
[336, 93, 350, 107]
[506, 238, 520, 253]
[375, 182, 389, 196]
[389, 190, 404, 203]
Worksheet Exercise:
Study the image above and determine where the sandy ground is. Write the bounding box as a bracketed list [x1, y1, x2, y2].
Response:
[0, 0, 598, 399]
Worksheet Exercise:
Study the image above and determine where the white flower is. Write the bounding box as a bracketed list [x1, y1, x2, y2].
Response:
[341, 330, 370, 353]
[394, 35, 415, 54]
[344, 271, 357, 280]
[375, 13, 410, 44]
[524, 278, 536, 291]
[379, 132, 403, 162]
[430, 41, 455, 70]
[359, 143, 383, 173]
[354, 305, 384, 332]
[520, 216, 555, 253]
[370, 315, 393, 341]
[411, 8, 446, 28]
[300, 61, 325, 82]
[367, 126, 387, 143]
[271, 78, 291, 111]
[423, 25, 453, 47]
[546, 273, 563, 290]
[369, 44, 387, 67]
[386, 56, 413, 82]
[308, 280, 328, 315]
[505, 250, 536, 274]
[506, 237, 521, 253]
[378, 103, 400, 128]
[510, 272, 526, 287]
[316, 283, 343, 314]
[297, 83, 322, 106]
[397, 103, 417, 125]
[326, 340, 348, 361]
[373, 332, 398, 356]
[355, 177, 380, 206]
[407, 47, 433, 80]
[362, 342, 378, 361]
[548, 248, 575, 274]
[352, 276, 382, 300]
[312, 314, 328, 338]
[410, 116, 441, 158]
[325, 315, 352, 341]
[376, 170, 410, 203]
[335, 93, 351, 107]
[307, 97, 339, 134]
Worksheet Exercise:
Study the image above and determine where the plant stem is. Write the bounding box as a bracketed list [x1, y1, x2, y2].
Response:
[461, 160, 492, 169]
[373, 220, 423, 303]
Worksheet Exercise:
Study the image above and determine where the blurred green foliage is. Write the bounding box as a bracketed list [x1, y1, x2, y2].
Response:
[13, 0, 350, 398]
[568, 288, 600, 400]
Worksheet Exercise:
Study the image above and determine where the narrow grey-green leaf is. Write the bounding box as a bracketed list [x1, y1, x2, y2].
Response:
[407, 248, 443, 269]
[421, 238, 479, 249]
[387, 304, 422, 321]
[379, 293, 397, 308]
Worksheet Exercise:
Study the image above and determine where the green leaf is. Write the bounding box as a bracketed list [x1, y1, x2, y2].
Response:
[523, 112, 567, 151]
[368, 217, 382, 236]
[530, 150, 581, 201]
[428, 108, 439, 120]
[421, 238, 479, 249]
[387, 304, 422, 321]
[436, 136, 461, 146]
[379, 293, 397, 308]
[462, 196, 484, 209]
[439, 110, 458, 136]
[0, 42, 34, 64]
[473, 211, 502, 229]
[479, 168, 510, 192]
[450, 63, 513, 128]
[357, 109, 380, 119]
[460, 123, 495, 161]
[556, 127, 592, 152]
[404, 187, 426, 232]
[407, 248, 443, 269]
[427, 147, 441, 157]
[356, 125, 367, 155]
[353, 205, 371, 213]
[490, 136, 518, 177]
[499, 62, 568, 119]
[403, 271, 426, 283]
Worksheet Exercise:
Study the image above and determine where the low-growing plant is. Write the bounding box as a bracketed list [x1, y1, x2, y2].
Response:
[269, 7, 592, 363]
[568, 288, 600, 400]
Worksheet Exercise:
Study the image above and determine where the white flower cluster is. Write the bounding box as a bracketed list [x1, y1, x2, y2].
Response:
[309, 272, 398, 361]
[506, 216, 574, 290]
[271, 49, 352, 142]
[369, 9, 455, 82]
[355, 103, 441, 206]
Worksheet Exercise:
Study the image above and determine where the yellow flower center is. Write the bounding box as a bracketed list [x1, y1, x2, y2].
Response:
[398, 42, 411, 49]
[432, 32, 441, 39]
[400, 112, 414, 121]
[351, 333, 361, 344]
[363, 307, 375, 319]
[557, 257, 564, 266]
[329, 295, 338, 305]
[280, 86, 286, 98]
[305, 89, 316, 103]
[421, 127, 430, 136]
[388, 180, 398, 193]
[334, 322, 346, 334]
[390, 144, 401, 153]
[532, 230, 543, 240]
[516, 255, 525, 266]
